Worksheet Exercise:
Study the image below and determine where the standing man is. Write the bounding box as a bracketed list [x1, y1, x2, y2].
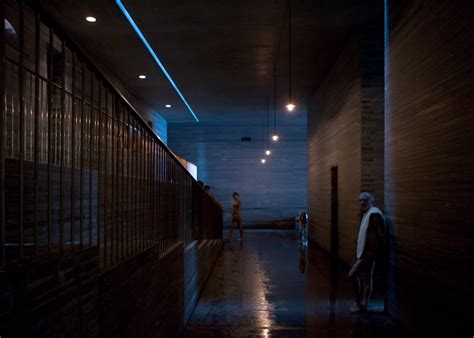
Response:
[348, 192, 385, 313]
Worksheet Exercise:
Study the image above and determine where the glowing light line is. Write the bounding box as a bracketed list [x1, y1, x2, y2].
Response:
[115, 0, 199, 122]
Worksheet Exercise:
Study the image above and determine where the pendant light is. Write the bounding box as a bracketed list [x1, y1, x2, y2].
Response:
[265, 96, 271, 155]
[285, 0, 295, 112]
[272, 62, 279, 142]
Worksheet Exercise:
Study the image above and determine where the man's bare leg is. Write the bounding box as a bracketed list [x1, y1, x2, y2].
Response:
[360, 262, 375, 310]
[360, 279, 371, 310]
[350, 276, 362, 312]
[348, 259, 364, 312]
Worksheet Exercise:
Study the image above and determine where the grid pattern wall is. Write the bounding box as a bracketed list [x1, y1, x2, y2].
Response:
[0, 0, 223, 270]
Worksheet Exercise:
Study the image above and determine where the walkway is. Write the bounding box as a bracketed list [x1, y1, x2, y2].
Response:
[184, 230, 401, 338]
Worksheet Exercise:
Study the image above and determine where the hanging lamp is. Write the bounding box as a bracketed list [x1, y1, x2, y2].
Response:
[285, 0, 295, 112]
[265, 96, 272, 155]
[272, 62, 279, 142]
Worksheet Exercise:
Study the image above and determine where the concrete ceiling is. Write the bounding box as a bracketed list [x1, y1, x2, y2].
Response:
[36, 0, 372, 124]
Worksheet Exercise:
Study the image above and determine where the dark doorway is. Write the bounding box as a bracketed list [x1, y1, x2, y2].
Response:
[330, 167, 338, 256]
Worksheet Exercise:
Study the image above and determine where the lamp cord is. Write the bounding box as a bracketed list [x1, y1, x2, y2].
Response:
[273, 63, 277, 134]
[289, 0, 292, 102]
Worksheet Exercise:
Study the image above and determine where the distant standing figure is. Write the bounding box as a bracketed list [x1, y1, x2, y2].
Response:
[227, 192, 243, 241]
[299, 211, 308, 246]
[348, 191, 385, 313]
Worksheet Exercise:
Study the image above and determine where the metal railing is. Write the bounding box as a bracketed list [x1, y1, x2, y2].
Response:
[0, 0, 223, 270]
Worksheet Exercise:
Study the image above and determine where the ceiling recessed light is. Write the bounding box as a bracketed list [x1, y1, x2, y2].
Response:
[138, 74, 146, 79]
[165, 104, 171, 108]
[86, 16, 97, 23]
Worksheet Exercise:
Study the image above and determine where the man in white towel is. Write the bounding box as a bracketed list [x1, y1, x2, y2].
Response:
[348, 191, 385, 313]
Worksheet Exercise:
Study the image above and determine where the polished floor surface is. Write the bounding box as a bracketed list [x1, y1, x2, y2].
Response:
[184, 230, 401, 338]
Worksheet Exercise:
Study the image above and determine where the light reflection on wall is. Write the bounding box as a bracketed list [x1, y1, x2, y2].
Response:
[4, 18, 14, 33]
[383, 0, 400, 321]
[196, 141, 206, 181]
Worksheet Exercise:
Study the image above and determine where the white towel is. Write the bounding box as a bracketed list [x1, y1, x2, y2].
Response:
[356, 207, 383, 259]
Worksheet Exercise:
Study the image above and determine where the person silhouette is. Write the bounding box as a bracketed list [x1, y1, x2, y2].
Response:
[227, 192, 243, 241]
[348, 192, 385, 313]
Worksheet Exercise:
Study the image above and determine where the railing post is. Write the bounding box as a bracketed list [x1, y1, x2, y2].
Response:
[0, 0, 6, 267]
[152, 139, 156, 245]
[79, 62, 84, 248]
[47, 27, 53, 254]
[139, 125, 144, 251]
[117, 99, 122, 261]
[59, 39, 65, 254]
[89, 74, 94, 248]
[18, 0, 25, 259]
[104, 90, 108, 267]
[126, 110, 131, 256]
[97, 83, 101, 267]
[33, 12, 40, 256]
[110, 94, 115, 264]
[133, 118, 138, 254]
[71, 52, 76, 250]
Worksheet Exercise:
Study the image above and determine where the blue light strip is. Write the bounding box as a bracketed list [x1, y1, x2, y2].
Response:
[115, 0, 199, 122]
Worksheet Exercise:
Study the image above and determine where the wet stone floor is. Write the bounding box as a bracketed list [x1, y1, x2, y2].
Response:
[184, 230, 402, 338]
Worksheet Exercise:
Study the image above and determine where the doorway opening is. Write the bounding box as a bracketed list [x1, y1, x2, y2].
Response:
[331, 166, 338, 256]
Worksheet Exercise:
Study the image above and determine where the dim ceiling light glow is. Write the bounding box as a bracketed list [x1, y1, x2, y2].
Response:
[86, 16, 97, 23]
[272, 134, 279, 142]
[165, 104, 172, 108]
[265, 149, 271, 156]
[286, 103, 295, 111]
[138, 74, 146, 79]
[261, 158, 266, 164]
[115, 0, 199, 122]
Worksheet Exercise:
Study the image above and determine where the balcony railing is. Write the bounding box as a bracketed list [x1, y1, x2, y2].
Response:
[0, 0, 223, 270]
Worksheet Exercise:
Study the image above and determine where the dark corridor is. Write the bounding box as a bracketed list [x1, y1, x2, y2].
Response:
[1, 0, 473, 337]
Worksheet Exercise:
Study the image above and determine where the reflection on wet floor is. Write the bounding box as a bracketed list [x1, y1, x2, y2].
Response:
[184, 230, 401, 338]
